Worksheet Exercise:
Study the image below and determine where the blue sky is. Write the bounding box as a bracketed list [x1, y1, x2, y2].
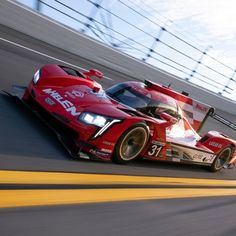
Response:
[17, 0, 236, 100]
[148, 0, 236, 64]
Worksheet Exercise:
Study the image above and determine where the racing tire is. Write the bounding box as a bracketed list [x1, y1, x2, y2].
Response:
[210, 146, 233, 172]
[112, 123, 149, 164]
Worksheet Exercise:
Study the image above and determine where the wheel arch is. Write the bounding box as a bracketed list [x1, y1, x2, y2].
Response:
[228, 143, 236, 164]
[210, 145, 235, 172]
[111, 121, 150, 163]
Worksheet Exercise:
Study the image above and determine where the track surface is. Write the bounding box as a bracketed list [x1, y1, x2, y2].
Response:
[1, 24, 236, 235]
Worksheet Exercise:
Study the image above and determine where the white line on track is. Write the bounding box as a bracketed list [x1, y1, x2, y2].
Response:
[0, 37, 113, 81]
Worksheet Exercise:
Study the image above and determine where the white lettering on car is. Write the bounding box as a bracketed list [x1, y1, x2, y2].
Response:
[65, 90, 85, 99]
[147, 141, 165, 157]
[203, 155, 215, 163]
[45, 97, 55, 105]
[71, 90, 84, 98]
[193, 153, 215, 163]
[65, 106, 81, 116]
[208, 141, 223, 149]
[43, 88, 80, 116]
[61, 100, 73, 109]
[193, 153, 204, 161]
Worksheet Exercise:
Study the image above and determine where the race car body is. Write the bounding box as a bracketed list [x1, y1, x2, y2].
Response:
[21, 64, 236, 172]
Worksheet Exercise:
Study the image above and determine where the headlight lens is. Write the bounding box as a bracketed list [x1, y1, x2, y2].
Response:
[79, 112, 107, 127]
[33, 70, 40, 84]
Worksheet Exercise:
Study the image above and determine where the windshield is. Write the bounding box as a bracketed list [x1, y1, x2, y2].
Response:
[106, 82, 182, 120]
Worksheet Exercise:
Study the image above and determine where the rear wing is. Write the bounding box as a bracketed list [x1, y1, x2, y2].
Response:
[178, 99, 214, 133]
[145, 80, 214, 132]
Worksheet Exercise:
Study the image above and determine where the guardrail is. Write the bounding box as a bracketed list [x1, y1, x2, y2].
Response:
[211, 114, 236, 132]
[1, 0, 236, 117]
[26, 0, 236, 101]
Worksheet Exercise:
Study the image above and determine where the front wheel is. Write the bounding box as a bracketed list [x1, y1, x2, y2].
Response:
[210, 146, 233, 172]
[112, 123, 149, 164]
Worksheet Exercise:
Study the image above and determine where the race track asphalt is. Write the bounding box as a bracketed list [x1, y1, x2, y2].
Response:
[1, 24, 236, 236]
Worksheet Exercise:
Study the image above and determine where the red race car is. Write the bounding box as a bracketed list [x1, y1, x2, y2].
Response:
[17, 64, 236, 172]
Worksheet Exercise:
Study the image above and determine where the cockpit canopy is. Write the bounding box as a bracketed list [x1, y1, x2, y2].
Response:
[106, 82, 182, 120]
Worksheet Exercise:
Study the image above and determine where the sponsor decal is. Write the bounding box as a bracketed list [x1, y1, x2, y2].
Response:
[172, 158, 181, 162]
[89, 148, 112, 157]
[166, 149, 172, 157]
[101, 148, 112, 154]
[102, 141, 115, 146]
[171, 144, 215, 164]
[151, 140, 165, 146]
[95, 151, 110, 157]
[192, 153, 205, 161]
[203, 155, 215, 163]
[43, 88, 80, 116]
[45, 97, 55, 106]
[194, 102, 208, 113]
[71, 90, 84, 98]
[89, 149, 110, 157]
[65, 90, 85, 99]
[192, 153, 215, 163]
[208, 141, 223, 149]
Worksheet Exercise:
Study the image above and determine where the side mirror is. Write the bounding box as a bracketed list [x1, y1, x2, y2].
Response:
[83, 69, 104, 79]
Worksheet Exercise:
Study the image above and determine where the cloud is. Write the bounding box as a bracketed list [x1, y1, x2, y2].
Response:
[128, 0, 236, 96]
[136, 0, 236, 40]
[132, 0, 236, 64]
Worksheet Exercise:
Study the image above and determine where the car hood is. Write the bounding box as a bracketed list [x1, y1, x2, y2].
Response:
[38, 85, 136, 119]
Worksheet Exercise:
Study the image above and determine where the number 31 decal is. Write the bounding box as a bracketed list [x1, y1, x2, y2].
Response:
[148, 144, 163, 157]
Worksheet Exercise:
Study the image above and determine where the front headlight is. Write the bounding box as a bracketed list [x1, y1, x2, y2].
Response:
[79, 112, 107, 127]
[32, 69, 40, 84]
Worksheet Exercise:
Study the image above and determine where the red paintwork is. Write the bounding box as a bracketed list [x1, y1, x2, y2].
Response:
[23, 64, 236, 167]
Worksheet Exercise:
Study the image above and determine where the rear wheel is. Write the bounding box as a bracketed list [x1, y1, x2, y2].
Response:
[210, 146, 233, 172]
[112, 123, 149, 164]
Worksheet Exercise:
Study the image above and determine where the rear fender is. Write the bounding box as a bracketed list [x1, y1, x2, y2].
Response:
[199, 131, 236, 155]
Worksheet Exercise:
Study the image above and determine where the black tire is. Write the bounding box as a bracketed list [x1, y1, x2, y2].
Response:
[210, 146, 233, 172]
[112, 123, 149, 164]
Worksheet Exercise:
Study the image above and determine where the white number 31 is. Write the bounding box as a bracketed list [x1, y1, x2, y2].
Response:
[148, 144, 162, 157]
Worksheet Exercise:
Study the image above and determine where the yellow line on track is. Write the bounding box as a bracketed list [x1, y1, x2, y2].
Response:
[1, 170, 236, 186]
[1, 188, 236, 208]
[1, 170, 236, 208]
